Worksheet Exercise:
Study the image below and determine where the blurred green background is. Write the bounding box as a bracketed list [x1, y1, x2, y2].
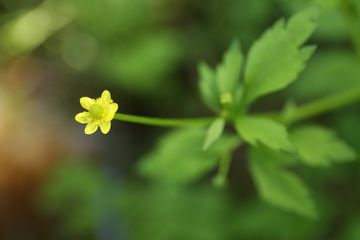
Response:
[0, 0, 359, 239]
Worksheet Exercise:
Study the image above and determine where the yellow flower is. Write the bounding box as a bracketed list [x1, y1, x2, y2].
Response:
[75, 90, 118, 135]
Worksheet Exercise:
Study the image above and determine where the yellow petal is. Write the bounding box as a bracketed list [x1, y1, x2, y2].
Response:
[99, 121, 111, 134]
[101, 90, 112, 103]
[80, 97, 95, 110]
[105, 103, 118, 121]
[75, 112, 91, 124]
[109, 103, 118, 113]
[84, 122, 98, 135]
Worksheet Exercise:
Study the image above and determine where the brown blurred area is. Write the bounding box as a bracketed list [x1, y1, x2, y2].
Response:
[0, 56, 72, 239]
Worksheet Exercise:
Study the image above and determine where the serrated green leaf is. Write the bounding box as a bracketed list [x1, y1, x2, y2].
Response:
[244, 8, 317, 105]
[198, 62, 221, 111]
[249, 146, 317, 218]
[287, 7, 319, 45]
[289, 50, 360, 100]
[235, 116, 295, 152]
[290, 125, 357, 167]
[138, 128, 239, 184]
[216, 40, 243, 103]
[203, 118, 226, 150]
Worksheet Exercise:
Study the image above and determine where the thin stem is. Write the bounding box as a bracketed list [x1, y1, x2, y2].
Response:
[113, 86, 359, 128]
[114, 113, 214, 127]
[282, 86, 360, 125]
[212, 138, 242, 188]
[213, 150, 233, 189]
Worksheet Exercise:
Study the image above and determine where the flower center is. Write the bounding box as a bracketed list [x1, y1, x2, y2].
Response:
[89, 104, 104, 119]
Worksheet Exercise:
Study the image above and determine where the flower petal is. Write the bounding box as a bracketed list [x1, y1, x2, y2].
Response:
[80, 97, 95, 110]
[101, 90, 112, 103]
[109, 103, 118, 113]
[105, 103, 118, 121]
[99, 121, 111, 134]
[84, 122, 98, 135]
[75, 112, 91, 124]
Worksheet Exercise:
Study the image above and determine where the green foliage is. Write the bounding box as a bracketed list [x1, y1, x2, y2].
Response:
[71, 0, 156, 39]
[235, 116, 295, 152]
[138, 7, 359, 218]
[278, 0, 348, 41]
[249, 146, 317, 218]
[101, 33, 182, 94]
[43, 161, 122, 237]
[215, 40, 243, 103]
[198, 8, 318, 112]
[243, 8, 317, 104]
[287, 7, 319, 45]
[332, 110, 360, 151]
[340, 217, 360, 240]
[121, 185, 231, 240]
[232, 200, 326, 240]
[138, 128, 239, 184]
[203, 118, 226, 150]
[2, 0, 360, 238]
[198, 39, 243, 110]
[290, 125, 356, 167]
[290, 50, 360, 100]
[198, 62, 220, 112]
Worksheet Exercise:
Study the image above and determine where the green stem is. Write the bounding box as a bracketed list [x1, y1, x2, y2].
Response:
[114, 113, 214, 127]
[213, 150, 233, 189]
[282, 86, 360, 125]
[113, 86, 359, 128]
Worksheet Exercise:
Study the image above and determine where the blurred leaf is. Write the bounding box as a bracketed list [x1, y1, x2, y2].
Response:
[340, 218, 360, 240]
[43, 161, 122, 237]
[232, 200, 324, 240]
[243, 8, 317, 104]
[235, 116, 295, 152]
[278, 0, 347, 41]
[138, 128, 239, 184]
[203, 118, 225, 150]
[316, 6, 348, 41]
[216, 0, 273, 47]
[58, 31, 99, 71]
[249, 146, 317, 218]
[290, 50, 360, 100]
[287, 7, 319, 45]
[198, 62, 220, 111]
[216, 40, 243, 101]
[2, 0, 42, 10]
[0, 0, 74, 58]
[332, 110, 360, 151]
[100, 32, 182, 94]
[290, 125, 357, 167]
[121, 184, 231, 240]
[71, 0, 156, 40]
[198, 40, 243, 110]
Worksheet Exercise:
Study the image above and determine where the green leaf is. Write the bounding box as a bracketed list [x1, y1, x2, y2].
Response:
[198, 62, 220, 111]
[289, 50, 360, 100]
[203, 118, 226, 150]
[138, 128, 239, 184]
[249, 146, 317, 218]
[287, 7, 319, 45]
[243, 8, 318, 105]
[216, 40, 243, 104]
[290, 125, 357, 167]
[235, 116, 295, 152]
